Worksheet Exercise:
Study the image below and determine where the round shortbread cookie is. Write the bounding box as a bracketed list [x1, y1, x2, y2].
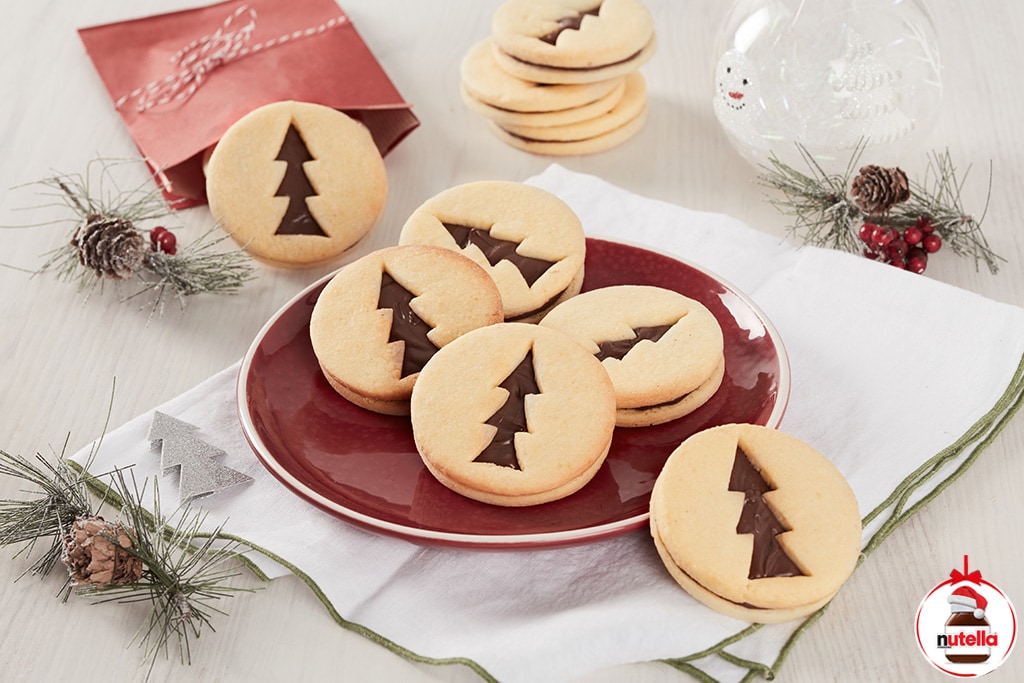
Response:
[499, 71, 645, 142]
[649, 424, 861, 623]
[490, 101, 647, 155]
[540, 285, 724, 426]
[491, 34, 656, 85]
[461, 37, 624, 113]
[410, 322, 617, 506]
[492, 0, 655, 70]
[309, 245, 503, 416]
[398, 181, 586, 323]
[206, 100, 387, 268]
[460, 78, 626, 128]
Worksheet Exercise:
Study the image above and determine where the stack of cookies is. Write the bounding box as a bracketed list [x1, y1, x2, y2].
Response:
[460, 0, 656, 155]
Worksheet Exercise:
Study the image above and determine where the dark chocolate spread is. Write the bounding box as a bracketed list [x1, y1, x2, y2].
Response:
[444, 222, 555, 286]
[377, 271, 438, 378]
[274, 122, 327, 237]
[474, 350, 540, 470]
[538, 5, 602, 45]
[728, 446, 805, 580]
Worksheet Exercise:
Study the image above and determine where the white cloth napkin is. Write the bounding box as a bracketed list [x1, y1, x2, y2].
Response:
[72, 165, 1024, 683]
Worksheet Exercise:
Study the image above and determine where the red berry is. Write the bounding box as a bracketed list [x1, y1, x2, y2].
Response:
[150, 226, 177, 255]
[907, 247, 928, 273]
[859, 222, 877, 243]
[903, 226, 923, 246]
[887, 237, 908, 260]
[916, 216, 935, 234]
[862, 247, 879, 260]
[889, 258, 907, 270]
[873, 225, 897, 247]
[922, 233, 942, 253]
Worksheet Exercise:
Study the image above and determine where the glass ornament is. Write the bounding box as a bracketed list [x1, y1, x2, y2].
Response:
[712, 0, 943, 171]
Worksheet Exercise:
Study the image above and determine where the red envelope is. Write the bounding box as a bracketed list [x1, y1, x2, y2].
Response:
[79, 0, 419, 206]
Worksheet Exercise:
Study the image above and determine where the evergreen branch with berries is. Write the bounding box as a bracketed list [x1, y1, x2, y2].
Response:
[6, 158, 255, 315]
[758, 143, 1003, 275]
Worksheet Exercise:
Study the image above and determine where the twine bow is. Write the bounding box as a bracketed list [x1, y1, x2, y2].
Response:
[949, 554, 983, 585]
[115, 4, 347, 113]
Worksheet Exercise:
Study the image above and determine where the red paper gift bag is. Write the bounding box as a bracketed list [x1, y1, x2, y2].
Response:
[79, 0, 418, 206]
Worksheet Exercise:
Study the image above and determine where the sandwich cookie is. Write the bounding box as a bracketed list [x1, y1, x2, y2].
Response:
[206, 100, 387, 267]
[490, 71, 647, 155]
[461, 37, 625, 118]
[410, 322, 617, 506]
[309, 245, 503, 415]
[399, 181, 586, 323]
[540, 284, 724, 427]
[490, 0, 656, 84]
[649, 424, 862, 623]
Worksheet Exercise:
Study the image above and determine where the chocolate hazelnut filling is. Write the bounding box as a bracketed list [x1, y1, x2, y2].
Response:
[501, 46, 645, 72]
[537, 4, 602, 46]
[474, 349, 540, 470]
[377, 270, 438, 378]
[443, 222, 555, 286]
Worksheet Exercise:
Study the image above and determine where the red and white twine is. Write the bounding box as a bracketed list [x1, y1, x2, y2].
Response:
[115, 4, 347, 113]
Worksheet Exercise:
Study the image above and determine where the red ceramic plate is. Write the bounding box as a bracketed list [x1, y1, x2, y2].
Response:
[237, 238, 790, 548]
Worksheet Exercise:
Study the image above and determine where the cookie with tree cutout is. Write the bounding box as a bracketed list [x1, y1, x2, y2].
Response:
[540, 284, 724, 427]
[399, 180, 586, 323]
[410, 322, 616, 506]
[309, 245, 503, 415]
[649, 423, 861, 623]
[491, 0, 656, 84]
[206, 100, 387, 267]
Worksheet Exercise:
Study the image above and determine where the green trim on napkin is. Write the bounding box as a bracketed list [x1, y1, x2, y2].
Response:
[659, 351, 1024, 681]
[66, 461, 499, 682]
[66, 352, 1024, 682]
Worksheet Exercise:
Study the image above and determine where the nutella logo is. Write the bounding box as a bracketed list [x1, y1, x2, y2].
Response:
[916, 556, 1017, 677]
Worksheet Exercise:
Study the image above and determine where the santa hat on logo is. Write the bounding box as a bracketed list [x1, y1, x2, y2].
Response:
[949, 586, 988, 619]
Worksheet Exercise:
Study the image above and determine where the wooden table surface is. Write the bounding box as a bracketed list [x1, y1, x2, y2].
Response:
[1, 1, 1021, 681]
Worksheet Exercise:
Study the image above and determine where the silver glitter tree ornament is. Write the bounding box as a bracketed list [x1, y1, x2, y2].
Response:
[148, 411, 252, 501]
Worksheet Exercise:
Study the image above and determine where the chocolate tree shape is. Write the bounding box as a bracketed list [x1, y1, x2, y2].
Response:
[274, 123, 328, 237]
[595, 323, 675, 361]
[474, 350, 540, 470]
[539, 4, 603, 45]
[377, 271, 438, 378]
[728, 447, 805, 579]
[443, 223, 555, 286]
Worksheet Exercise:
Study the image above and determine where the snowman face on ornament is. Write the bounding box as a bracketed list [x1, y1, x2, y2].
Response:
[715, 50, 758, 117]
[713, 50, 769, 154]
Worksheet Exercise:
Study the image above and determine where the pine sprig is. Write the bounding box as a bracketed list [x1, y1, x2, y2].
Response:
[758, 143, 1003, 274]
[759, 142, 865, 254]
[891, 150, 1001, 273]
[0, 442, 95, 579]
[1, 439, 254, 677]
[6, 158, 255, 314]
[78, 470, 253, 676]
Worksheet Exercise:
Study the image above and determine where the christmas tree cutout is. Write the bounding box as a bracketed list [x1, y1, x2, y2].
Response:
[443, 222, 555, 286]
[148, 411, 252, 501]
[377, 270, 438, 378]
[728, 446, 804, 579]
[274, 122, 328, 237]
[539, 4, 602, 45]
[474, 350, 540, 470]
[595, 323, 676, 361]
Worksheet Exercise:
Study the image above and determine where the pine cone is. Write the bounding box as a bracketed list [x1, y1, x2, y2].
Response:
[850, 165, 910, 215]
[70, 214, 147, 280]
[61, 516, 144, 587]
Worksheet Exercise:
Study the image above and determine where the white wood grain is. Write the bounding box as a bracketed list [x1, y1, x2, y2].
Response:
[1, 1, 1021, 682]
